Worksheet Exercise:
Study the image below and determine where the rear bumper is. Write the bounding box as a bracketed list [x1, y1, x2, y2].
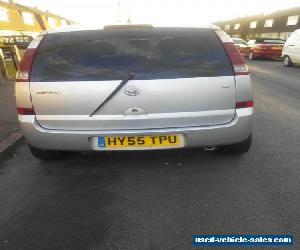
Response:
[239, 48, 251, 56]
[252, 51, 282, 58]
[19, 108, 253, 151]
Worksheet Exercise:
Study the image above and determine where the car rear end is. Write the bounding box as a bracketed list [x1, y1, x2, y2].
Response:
[16, 25, 253, 157]
[232, 38, 251, 56]
[239, 45, 251, 57]
[252, 38, 285, 58]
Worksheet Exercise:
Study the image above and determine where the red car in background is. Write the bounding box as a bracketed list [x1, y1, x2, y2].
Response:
[246, 38, 285, 60]
[231, 38, 251, 56]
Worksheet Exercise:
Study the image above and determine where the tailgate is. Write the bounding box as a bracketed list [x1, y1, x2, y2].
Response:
[29, 27, 236, 131]
[30, 76, 236, 130]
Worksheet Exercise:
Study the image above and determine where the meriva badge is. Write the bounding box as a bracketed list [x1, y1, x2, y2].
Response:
[124, 85, 141, 96]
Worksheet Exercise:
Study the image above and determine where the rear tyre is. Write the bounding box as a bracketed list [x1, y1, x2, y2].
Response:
[248, 51, 256, 60]
[217, 135, 252, 155]
[283, 55, 293, 67]
[29, 144, 67, 160]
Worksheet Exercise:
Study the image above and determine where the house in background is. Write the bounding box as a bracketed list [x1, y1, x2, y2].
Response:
[0, 0, 75, 37]
[214, 7, 300, 40]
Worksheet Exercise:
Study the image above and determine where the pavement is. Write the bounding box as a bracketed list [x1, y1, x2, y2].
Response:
[0, 60, 299, 250]
[0, 81, 19, 141]
[0, 81, 22, 155]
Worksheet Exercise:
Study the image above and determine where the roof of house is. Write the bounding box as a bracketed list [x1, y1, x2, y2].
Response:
[215, 6, 300, 24]
[15, 3, 75, 22]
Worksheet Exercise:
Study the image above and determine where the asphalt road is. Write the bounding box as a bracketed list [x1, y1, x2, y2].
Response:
[0, 60, 299, 250]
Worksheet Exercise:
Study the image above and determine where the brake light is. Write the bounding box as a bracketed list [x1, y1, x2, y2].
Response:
[215, 30, 249, 76]
[17, 107, 35, 115]
[236, 100, 254, 109]
[16, 35, 44, 82]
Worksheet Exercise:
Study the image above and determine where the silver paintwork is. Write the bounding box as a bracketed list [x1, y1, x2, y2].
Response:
[16, 26, 253, 151]
[18, 108, 252, 151]
[29, 76, 237, 130]
[235, 75, 253, 102]
[16, 76, 253, 151]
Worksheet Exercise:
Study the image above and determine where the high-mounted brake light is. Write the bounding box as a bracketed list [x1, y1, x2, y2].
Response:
[215, 30, 249, 76]
[16, 35, 44, 82]
[104, 24, 153, 30]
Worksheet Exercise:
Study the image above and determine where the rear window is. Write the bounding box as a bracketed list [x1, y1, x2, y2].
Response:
[31, 28, 233, 81]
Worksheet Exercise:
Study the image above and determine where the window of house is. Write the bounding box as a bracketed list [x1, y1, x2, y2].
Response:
[22, 12, 34, 25]
[287, 15, 298, 26]
[250, 21, 257, 29]
[48, 17, 56, 28]
[234, 24, 240, 30]
[224, 24, 230, 30]
[0, 7, 8, 21]
[264, 19, 274, 28]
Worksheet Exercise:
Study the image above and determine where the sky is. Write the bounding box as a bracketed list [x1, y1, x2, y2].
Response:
[15, 0, 300, 26]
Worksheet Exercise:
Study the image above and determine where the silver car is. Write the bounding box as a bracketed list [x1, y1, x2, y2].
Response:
[16, 24, 253, 159]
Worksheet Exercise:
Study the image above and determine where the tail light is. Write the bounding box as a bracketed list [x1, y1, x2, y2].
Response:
[17, 107, 35, 115]
[215, 30, 253, 109]
[16, 36, 43, 115]
[236, 100, 254, 109]
[16, 35, 44, 82]
[215, 30, 249, 76]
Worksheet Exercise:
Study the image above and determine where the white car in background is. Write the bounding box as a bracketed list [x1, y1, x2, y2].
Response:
[283, 29, 300, 67]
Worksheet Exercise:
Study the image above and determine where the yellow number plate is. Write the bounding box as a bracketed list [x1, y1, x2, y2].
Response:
[98, 134, 182, 149]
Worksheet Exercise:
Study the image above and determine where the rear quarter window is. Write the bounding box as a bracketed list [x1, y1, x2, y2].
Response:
[31, 28, 233, 81]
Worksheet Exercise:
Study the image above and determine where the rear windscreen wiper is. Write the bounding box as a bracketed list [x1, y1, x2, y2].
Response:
[89, 73, 135, 117]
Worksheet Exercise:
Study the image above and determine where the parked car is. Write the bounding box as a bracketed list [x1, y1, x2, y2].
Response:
[16, 24, 253, 160]
[247, 38, 285, 60]
[231, 38, 251, 56]
[282, 29, 300, 67]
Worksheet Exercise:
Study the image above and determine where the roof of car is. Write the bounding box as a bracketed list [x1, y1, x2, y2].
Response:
[46, 23, 220, 34]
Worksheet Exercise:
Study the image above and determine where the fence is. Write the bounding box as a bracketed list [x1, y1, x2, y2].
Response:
[0, 45, 23, 82]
